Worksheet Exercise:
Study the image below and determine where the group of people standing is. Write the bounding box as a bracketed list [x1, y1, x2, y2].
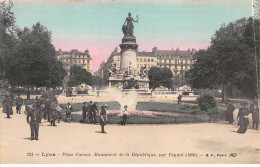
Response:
[2, 94, 23, 118]
[225, 99, 259, 134]
[26, 92, 61, 140]
[81, 101, 99, 124]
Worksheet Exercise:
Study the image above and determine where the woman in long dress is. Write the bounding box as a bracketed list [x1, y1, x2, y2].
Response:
[237, 102, 249, 134]
[236, 101, 248, 126]
[123, 12, 138, 36]
[100, 104, 108, 133]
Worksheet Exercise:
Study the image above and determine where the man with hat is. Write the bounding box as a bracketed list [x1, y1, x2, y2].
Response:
[86, 101, 93, 124]
[122, 105, 129, 125]
[82, 102, 88, 123]
[5, 95, 12, 118]
[100, 104, 108, 133]
[225, 99, 235, 124]
[27, 104, 41, 140]
[16, 94, 23, 114]
[2, 95, 8, 114]
[250, 100, 259, 130]
[66, 102, 72, 123]
[177, 94, 182, 104]
[90, 102, 99, 124]
[44, 98, 51, 122]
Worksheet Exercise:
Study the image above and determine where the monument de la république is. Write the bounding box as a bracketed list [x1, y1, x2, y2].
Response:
[108, 12, 149, 90]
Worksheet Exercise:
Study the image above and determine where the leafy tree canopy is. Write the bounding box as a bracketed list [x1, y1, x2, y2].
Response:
[148, 66, 173, 89]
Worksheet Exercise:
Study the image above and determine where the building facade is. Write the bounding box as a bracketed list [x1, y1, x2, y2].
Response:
[98, 47, 195, 81]
[56, 49, 92, 74]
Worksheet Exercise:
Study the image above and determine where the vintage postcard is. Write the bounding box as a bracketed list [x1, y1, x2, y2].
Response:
[0, 0, 259, 164]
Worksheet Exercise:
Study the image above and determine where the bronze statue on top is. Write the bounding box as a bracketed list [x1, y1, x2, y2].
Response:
[122, 12, 139, 36]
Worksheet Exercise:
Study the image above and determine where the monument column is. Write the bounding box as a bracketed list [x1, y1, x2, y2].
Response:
[119, 36, 138, 73]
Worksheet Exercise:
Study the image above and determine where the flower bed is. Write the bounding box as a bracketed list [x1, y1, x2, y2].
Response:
[59, 101, 225, 124]
[60, 110, 212, 124]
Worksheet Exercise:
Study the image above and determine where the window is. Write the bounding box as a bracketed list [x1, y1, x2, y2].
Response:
[87, 60, 90, 63]
[181, 66, 183, 69]
[83, 60, 85, 64]
[140, 58, 143, 61]
[175, 60, 177, 64]
[151, 59, 154, 62]
[175, 71, 177, 75]
[137, 58, 139, 61]
[175, 65, 177, 69]
[169, 60, 171, 63]
[148, 59, 150, 62]
[185, 60, 188, 64]
[144, 58, 146, 62]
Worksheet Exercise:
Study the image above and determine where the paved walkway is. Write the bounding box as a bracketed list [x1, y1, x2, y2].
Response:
[0, 106, 259, 164]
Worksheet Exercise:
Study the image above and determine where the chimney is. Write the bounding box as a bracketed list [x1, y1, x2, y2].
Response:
[192, 48, 196, 55]
[84, 50, 89, 54]
[152, 47, 157, 54]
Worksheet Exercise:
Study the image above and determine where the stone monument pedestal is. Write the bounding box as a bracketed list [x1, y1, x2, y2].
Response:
[108, 35, 149, 90]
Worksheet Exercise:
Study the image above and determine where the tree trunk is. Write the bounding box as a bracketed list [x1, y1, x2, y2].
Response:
[27, 86, 30, 100]
[221, 84, 225, 101]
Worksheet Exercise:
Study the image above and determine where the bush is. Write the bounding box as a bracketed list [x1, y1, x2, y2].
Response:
[196, 94, 216, 112]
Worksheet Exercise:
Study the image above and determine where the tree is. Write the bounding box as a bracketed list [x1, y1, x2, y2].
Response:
[68, 66, 93, 87]
[4, 22, 66, 98]
[148, 66, 173, 89]
[92, 75, 108, 89]
[0, 0, 17, 80]
[186, 17, 259, 99]
[48, 60, 67, 88]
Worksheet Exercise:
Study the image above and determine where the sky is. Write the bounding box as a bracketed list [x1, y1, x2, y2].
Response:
[12, 0, 253, 72]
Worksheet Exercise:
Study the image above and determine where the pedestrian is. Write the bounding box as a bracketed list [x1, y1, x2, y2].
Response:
[66, 102, 72, 123]
[27, 104, 42, 140]
[45, 99, 51, 122]
[16, 94, 23, 114]
[236, 101, 248, 126]
[90, 102, 99, 124]
[2, 95, 8, 114]
[225, 99, 235, 124]
[100, 104, 108, 133]
[82, 102, 87, 123]
[50, 100, 57, 126]
[86, 101, 92, 124]
[87, 101, 93, 124]
[252, 106, 259, 130]
[5, 96, 12, 118]
[177, 94, 182, 104]
[56, 105, 62, 123]
[237, 115, 249, 134]
[122, 105, 128, 125]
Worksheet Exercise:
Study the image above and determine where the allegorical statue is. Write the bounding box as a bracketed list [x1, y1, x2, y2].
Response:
[122, 12, 139, 36]
[140, 65, 148, 78]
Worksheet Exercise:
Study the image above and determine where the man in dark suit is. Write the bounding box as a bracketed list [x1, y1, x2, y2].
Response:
[90, 102, 99, 124]
[225, 99, 235, 124]
[16, 94, 23, 114]
[82, 102, 88, 123]
[27, 104, 41, 140]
